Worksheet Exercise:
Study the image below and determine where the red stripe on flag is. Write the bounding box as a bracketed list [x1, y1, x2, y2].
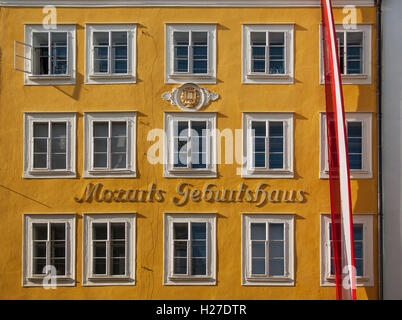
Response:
[320, 0, 357, 300]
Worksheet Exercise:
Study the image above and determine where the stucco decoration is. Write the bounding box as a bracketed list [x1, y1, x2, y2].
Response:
[162, 83, 219, 111]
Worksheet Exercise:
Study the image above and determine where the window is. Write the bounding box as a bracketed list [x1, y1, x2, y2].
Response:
[85, 24, 136, 84]
[23, 113, 76, 178]
[320, 112, 372, 179]
[163, 213, 216, 285]
[242, 24, 294, 84]
[164, 112, 216, 178]
[83, 112, 136, 178]
[320, 24, 372, 84]
[83, 214, 136, 286]
[22, 214, 76, 287]
[242, 214, 294, 286]
[320, 214, 374, 286]
[242, 112, 293, 178]
[24, 24, 76, 85]
[165, 24, 216, 84]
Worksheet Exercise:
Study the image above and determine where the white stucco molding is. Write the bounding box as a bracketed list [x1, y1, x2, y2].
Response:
[0, 0, 375, 8]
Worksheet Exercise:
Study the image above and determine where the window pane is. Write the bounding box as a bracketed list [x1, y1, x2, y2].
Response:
[51, 241, 66, 259]
[353, 224, 363, 241]
[349, 154, 362, 170]
[252, 242, 265, 258]
[94, 138, 107, 153]
[51, 152, 66, 170]
[252, 122, 266, 137]
[174, 223, 188, 240]
[191, 152, 206, 169]
[269, 137, 283, 153]
[269, 259, 284, 276]
[93, 32, 109, 46]
[93, 122, 109, 137]
[348, 138, 362, 154]
[251, 32, 266, 45]
[252, 258, 265, 275]
[251, 223, 266, 240]
[93, 258, 106, 274]
[175, 59, 188, 73]
[174, 257, 187, 274]
[93, 223, 107, 240]
[174, 32, 189, 73]
[269, 223, 284, 241]
[269, 242, 284, 258]
[111, 223, 125, 240]
[111, 137, 126, 153]
[51, 32, 67, 46]
[93, 242, 106, 257]
[34, 138, 47, 153]
[33, 154, 47, 169]
[253, 60, 265, 73]
[33, 258, 46, 275]
[355, 259, 363, 277]
[191, 223, 206, 240]
[33, 241, 46, 258]
[50, 258, 66, 276]
[192, 241, 206, 258]
[33, 123, 49, 138]
[94, 153, 107, 168]
[254, 152, 266, 168]
[174, 32, 189, 45]
[51, 223, 65, 240]
[113, 60, 128, 74]
[94, 59, 108, 73]
[111, 153, 126, 169]
[193, 60, 207, 74]
[192, 258, 206, 275]
[111, 258, 125, 275]
[112, 32, 127, 46]
[269, 153, 283, 169]
[33, 223, 48, 240]
[347, 122, 362, 137]
[94, 47, 108, 60]
[111, 241, 125, 258]
[174, 241, 187, 257]
[354, 241, 363, 259]
[51, 123, 67, 150]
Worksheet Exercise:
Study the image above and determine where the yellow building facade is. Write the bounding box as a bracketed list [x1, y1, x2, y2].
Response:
[0, 0, 378, 300]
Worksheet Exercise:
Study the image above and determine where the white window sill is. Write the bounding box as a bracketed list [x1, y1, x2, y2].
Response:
[319, 170, 373, 179]
[167, 73, 216, 84]
[320, 74, 371, 85]
[84, 276, 135, 286]
[242, 169, 294, 179]
[28, 74, 72, 80]
[89, 73, 135, 80]
[24, 170, 76, 179]
[165, 275, 216, 286]
[164, 169, 217, 178]
[321, 275, 372, 287]
[243, 276, 294, 286]
[84, 169, 136, 178]
[243, 73, 294, 84]
[24, 275, 75, 287]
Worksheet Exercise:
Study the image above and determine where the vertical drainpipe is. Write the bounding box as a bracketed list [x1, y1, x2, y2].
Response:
[376, 0, 383, 301]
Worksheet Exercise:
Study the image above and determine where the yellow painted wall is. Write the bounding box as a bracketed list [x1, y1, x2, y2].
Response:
[0, 5, 378, 299]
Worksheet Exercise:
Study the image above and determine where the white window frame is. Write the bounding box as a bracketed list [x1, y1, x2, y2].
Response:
[242, 24, 294, 84]
[319, 112, 372, 179]
[85, 23, 136, 84]
[82, 213, 136, 286]
[164, 112, 217, 178]
[83, 111, 137, 178]
[22, 214, 76, 287]
[24, 24, 76, 85]
[320, 214, 374, 287]
[165, 23, 217, 84]
[319, 24, 372, 85]
[242, 112, 293, 178]
[163, 213, 216, 286]
[23, 112, 76, 179]
[241, 213, 294, 286]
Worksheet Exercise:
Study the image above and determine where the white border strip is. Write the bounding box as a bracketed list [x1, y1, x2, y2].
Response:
[0, 0, 375, 7]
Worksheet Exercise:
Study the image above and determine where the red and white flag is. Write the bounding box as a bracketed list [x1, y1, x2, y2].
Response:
[320, 0, 356, 300]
